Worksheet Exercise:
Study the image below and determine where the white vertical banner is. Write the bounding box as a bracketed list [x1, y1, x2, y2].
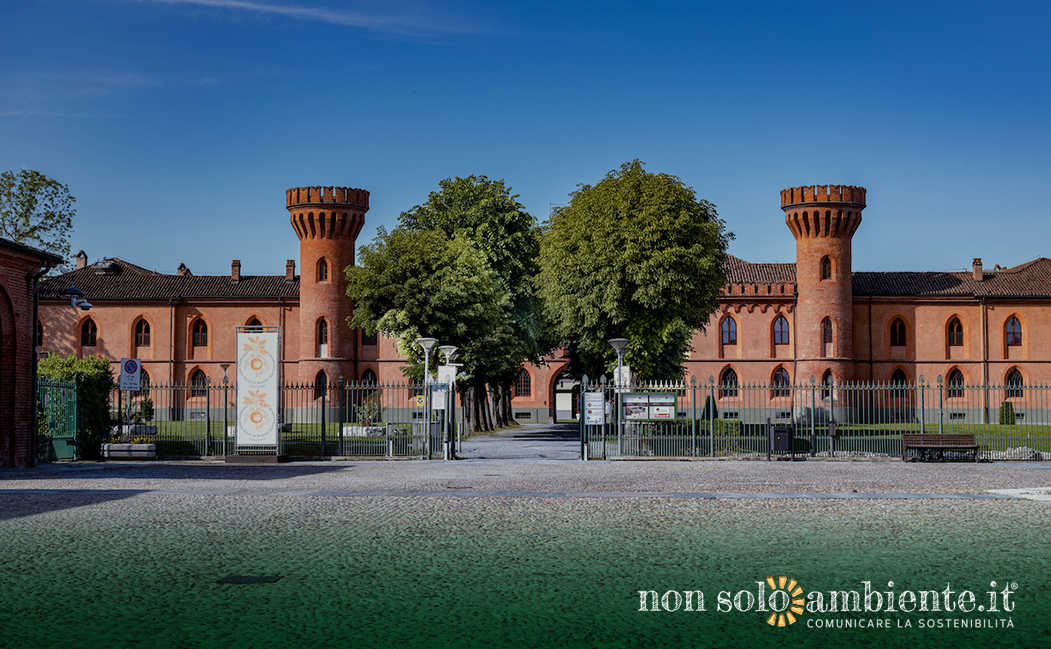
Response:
[236, 329, 280, 447]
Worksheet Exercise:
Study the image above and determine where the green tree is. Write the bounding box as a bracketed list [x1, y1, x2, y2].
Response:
[397, 176, 546, 430]
[347, 227, 512, 430]
[37, 354, 114, 459]
[0, 169, 76, 260]
[537, 160, 732, 380]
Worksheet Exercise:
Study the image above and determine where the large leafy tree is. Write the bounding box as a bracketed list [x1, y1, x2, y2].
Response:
[396, 176, 546, 430]
[0, 169, 75, 260]
[537, 160, 732, 380]
[346, 226, 513, 431]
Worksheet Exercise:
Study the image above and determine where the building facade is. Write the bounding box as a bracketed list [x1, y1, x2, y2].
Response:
[0, 238, 63, 467]
[37, 183, 1051, 425]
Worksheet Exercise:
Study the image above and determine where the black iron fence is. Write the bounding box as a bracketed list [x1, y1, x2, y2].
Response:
[109, 380, 458, 459]
[580, 375, 1051, 461]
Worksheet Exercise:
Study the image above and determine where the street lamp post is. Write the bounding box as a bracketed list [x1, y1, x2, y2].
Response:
[608, 338, 629, 455]
[416, 337, 438, 458]
[608, 338, 629, 388]
[437, 345, 458, 459]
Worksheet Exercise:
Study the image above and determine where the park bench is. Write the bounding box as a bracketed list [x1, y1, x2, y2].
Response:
[901, 433, 979, 462]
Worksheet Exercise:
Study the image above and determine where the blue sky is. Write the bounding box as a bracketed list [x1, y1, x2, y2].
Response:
[2, 0, 1049, 275]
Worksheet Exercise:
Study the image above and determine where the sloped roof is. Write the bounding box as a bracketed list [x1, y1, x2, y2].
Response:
[723, 255, 796, 283]
[39, 258, 299, 300]
[853, 258, 1051, 297]
[723, 255, 1051, 298]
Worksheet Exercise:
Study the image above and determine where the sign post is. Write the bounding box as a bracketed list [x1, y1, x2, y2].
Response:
[119, 359, 141, 435]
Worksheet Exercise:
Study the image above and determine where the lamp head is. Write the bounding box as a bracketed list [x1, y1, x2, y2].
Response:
[438, 345, 459, 362]
[608, 338, 629, 354]
[416, 337, 438, 353]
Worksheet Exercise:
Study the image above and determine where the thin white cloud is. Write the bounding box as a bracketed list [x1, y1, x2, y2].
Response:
[0, 110, 125, 118]
[132, 0, 484, 37]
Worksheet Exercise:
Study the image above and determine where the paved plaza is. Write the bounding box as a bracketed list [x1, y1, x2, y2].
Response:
[2, 423, 1049, 648]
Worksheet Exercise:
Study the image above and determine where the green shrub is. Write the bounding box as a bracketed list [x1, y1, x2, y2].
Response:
[38, 354, 115, 460]
[999, 401, 1016, 426]
[701, 395, 718, 420]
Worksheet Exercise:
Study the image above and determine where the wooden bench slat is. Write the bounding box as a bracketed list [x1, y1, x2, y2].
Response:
[901, 434, 979, 462]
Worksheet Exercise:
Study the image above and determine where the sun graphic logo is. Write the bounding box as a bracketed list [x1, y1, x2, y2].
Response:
[764, 576, 805, 627]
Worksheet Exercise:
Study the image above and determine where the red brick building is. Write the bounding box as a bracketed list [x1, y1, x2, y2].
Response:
[36, 183, 1051, 425]
[0, 238, 62, 467]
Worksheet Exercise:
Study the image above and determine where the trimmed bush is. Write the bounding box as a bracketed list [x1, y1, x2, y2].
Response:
[38, 354, 115, 460]
[999, 401, 1016, 426]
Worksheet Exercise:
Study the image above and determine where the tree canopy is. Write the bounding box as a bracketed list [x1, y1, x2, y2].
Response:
[398, 175, 546, 381]
[537, 160, 731, 380]
[346, 175, 545, 432]
[0, 169, 75, 260]
[346, 226, 508, 375]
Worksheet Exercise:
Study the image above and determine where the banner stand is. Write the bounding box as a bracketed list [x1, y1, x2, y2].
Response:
[225, 325, 287, 463]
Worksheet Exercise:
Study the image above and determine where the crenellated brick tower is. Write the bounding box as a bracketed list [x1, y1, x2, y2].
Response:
[781, 185, 866, 385]
[286, 186, 369, 384]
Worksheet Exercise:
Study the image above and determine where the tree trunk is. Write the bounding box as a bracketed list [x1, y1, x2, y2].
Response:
[464, 379, 495, 434]
[502, 384, 513, 425]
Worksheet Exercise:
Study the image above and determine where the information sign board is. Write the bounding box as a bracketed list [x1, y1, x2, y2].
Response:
[621, 392, 678, 421]
[584, 392, 605, 425]
[119, 358, 141, 391]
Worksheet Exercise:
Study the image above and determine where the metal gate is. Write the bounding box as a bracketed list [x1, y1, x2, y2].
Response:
[38, 377, 79, 462]
[581, 375, 1051, 461]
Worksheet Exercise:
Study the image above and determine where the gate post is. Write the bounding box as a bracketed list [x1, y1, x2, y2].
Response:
[338, 376, 344, 456]
[320, 384, 327, 456]
[937, 375, 944, 436]
[580, 374, 589, 461]
[690, 375, 697, 458]
[205, 382, 212, 456]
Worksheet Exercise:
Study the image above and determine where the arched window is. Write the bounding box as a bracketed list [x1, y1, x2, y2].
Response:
[821, 318, 833, 344]
[822, 370, 834, 398]
[317, 319, 329, 357]
[948, 318, 963, 347]
[891, 369, 908, 397]
[891, 318, 907, 347]
[721, 317, 737, 345]
[946, 369, 964, 398]
[36, 319, 44, 347]
[361, 329, 378, 346]
[773, 316, 790, 345]
[246, 318, 263, 331]
[81, 319, 97, 347]
[317, 257, 329, 283]
[361, 368, 378, 384]
[1006, 369, 1024, 398]
[190, 369, 208, 397]
[1005, 317, 1022, 347]
[720, 367, 738, 397]
[136, 371, 151, 397]
[514, 369, 531, 397]
[820, 256, 832, 280]
[192, 319, 208, 347]
[314, 371, 328, 400]
[135, 319, 151, 347]
[772, 367, 790, 397]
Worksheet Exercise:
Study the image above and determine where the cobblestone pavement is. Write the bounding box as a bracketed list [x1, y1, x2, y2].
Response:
[2, 423, 1049, 648]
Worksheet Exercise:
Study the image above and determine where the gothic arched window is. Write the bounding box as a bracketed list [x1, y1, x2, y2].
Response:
[773, 316, 790, 345]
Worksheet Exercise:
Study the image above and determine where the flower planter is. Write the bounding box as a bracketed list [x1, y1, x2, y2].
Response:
[101, 443, 156, 460]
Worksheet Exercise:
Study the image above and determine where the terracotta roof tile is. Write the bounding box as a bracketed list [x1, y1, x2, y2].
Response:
[39, 258, 299, 300]
[853, 258, 1051, 297]
[723, 255, 796, 283]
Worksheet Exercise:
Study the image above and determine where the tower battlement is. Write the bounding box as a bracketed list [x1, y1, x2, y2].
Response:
[286, 186, 369, 209]
[781, 185, 865, 208]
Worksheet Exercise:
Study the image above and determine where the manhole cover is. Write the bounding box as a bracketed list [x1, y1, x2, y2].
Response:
[216, 575, 283, 584]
